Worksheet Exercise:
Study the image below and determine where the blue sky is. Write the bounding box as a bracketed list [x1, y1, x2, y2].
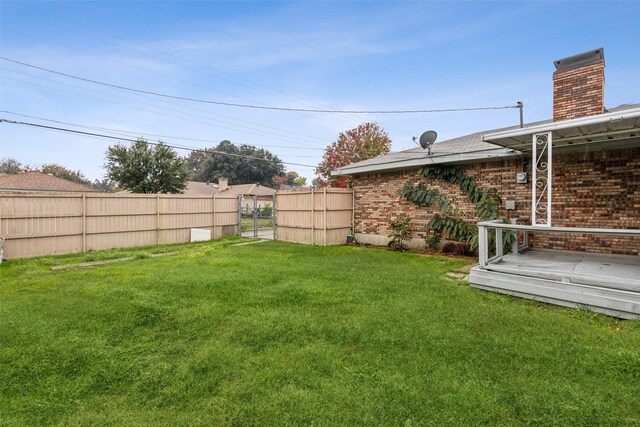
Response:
[1, 1, 639, 183]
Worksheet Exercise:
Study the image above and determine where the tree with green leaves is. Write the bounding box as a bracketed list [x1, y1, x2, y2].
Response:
[275, 171, 308, 187]
[195, 140, 284, 187]
[0, 157, 27, 174]
[185, 148, 215, 180]
[286, 171, 307, 186]
[105, 139, 188, 194]
[40, 163, 93, 187]
[316, 122, 392, 187]
[92, 178, 119, 193]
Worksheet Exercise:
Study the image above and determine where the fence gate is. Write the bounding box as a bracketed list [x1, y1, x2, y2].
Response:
[238, 195, 275, 240]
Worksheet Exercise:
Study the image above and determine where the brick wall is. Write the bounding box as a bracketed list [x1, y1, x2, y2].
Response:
[553, 62, 604, 121]
[351, 147, 640, 256]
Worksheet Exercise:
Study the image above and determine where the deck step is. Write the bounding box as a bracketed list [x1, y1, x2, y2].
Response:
[469, 267, 640, 319]
[485, 263, 640, 292]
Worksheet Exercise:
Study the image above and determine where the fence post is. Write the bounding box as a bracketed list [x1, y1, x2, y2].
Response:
[237, 196, 242, 236]
[323, 188, 327, 246]
[212, 195, 216, 239]
[156, 195, 160, 245]
[272, 193, 276, 241]
[352, 189, 355, 236]
[82, 193, 86, 253]
[496, 227, 503, 261]
[253, 196, 258, 239]
[311, 189, 315, 245]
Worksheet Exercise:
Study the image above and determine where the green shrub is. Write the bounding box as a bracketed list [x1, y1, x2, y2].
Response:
[425, 234, 441, 251]
[387, 214, 412, 251]
[260, 204, 273, 216]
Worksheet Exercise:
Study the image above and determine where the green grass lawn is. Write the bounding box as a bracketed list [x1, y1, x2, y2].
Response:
[1, 239, 639, 426]
[240, 217, 274, 231]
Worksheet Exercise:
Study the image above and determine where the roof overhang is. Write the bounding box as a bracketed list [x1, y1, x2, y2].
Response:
[482, 107, 640, 152]
[332, 148, 520, 176]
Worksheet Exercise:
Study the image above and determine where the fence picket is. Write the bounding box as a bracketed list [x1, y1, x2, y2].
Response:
[0, 193, 240, 259]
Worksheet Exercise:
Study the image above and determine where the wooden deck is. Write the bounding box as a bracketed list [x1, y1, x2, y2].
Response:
[469, 249, 640, 319]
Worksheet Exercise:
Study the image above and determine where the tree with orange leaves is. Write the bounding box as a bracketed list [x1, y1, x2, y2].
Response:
[315, 123, 392, 187]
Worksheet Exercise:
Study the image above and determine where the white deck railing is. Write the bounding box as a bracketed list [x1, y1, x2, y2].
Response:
[477, 220, 640, 269]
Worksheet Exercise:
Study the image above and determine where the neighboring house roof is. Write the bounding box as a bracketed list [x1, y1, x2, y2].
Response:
[276, 184, 306, 191]
[0, 171, 100, 192]
[183, 181, 219, 195]
[332, 103, 640, 176]
[218, 183, 276, 197]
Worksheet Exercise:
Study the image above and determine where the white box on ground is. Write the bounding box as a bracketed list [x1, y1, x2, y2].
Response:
[190, 228, 211, 242]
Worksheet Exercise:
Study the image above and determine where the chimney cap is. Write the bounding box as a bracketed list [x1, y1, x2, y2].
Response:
[554, 48, 604, 72]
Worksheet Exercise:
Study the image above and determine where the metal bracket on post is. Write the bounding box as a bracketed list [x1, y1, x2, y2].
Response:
[532, 131, 552, 227]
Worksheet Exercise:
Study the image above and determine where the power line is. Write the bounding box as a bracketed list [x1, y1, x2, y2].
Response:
[1, 66, 329, 147]
[0, 118, 317, 168]
[1, 29, 416, 139]
[0, 12, 419, 136]
[1, 57, 520, 114]
[0, 73, 327, 150]
[0, 110, 324, 152]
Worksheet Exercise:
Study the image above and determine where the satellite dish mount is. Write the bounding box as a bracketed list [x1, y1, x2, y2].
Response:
[419, 131, 437, 155]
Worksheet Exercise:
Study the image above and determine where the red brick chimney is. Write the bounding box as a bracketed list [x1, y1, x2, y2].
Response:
[553, 48, 605, 121]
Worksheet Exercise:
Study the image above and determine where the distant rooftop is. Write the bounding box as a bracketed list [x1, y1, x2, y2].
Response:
[0, 171, 99, 192]
[218, 183, 275, 197]
[183, 181, 218, 195]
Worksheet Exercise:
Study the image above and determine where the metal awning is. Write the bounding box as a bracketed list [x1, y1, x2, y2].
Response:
[482, 107, 640, 152]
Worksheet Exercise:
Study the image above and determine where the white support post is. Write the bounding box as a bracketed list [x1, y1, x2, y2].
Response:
[496, 227, 503, 261]
[478, 224, 487, 269]
[532, 131, 552, 227]
[547, 133, 552, 227]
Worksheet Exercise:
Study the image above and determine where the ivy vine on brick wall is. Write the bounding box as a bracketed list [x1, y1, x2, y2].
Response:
[399, 165, 513, 252]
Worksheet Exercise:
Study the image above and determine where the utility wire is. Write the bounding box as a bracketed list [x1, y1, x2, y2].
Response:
[1, 29, 416, 138]
[0, 111, 324, 151]
[1, 66, 329, 147]
[2, 11, 417, 136]
[0, 118, 317, 168]
[1, 57, 520, 114]
[0, 74, 327, 149]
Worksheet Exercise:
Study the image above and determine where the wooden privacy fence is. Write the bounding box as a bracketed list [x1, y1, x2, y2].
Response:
[0, 192, 238, 259]
[275, 188, 354, 246]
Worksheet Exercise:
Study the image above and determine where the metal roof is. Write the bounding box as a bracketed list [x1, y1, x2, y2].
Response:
[482, 105, 640, 152]
[332, 104, 640, 176]
[331, 123, 547, 176]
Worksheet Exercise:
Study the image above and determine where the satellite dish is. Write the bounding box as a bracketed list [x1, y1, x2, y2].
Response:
[419, 130, 437, 155]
